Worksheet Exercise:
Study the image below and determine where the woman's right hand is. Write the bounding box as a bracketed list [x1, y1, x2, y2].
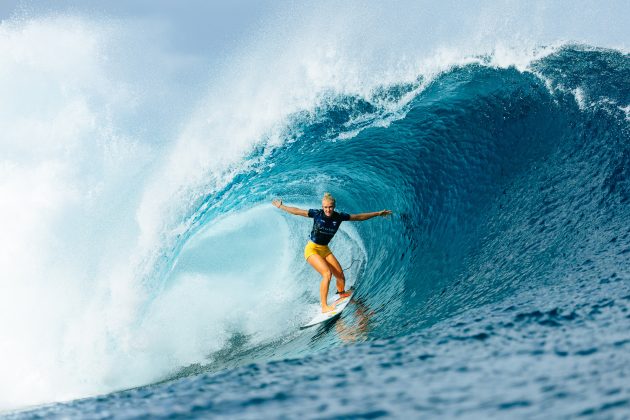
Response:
[272, 199, 282, 208]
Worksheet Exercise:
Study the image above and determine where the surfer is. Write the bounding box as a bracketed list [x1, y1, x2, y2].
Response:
[273, 193, 392, 313]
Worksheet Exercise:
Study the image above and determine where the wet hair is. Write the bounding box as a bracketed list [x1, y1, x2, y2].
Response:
[322, 192, 336, 206]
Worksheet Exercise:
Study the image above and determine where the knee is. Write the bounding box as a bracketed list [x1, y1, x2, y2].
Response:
[322, 270, 332, 281]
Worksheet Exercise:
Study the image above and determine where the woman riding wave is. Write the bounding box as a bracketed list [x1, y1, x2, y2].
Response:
[273, 193, 392, 313]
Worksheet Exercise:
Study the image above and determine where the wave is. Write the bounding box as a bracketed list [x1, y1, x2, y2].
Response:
[1, 5, 629, 413]
[151, 45, 630, 379]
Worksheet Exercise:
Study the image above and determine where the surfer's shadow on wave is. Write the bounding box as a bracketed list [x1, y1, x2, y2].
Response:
[309, 297, 374, 343]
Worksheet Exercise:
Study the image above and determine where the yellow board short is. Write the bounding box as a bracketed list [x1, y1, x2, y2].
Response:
[304, 241, 332, 260]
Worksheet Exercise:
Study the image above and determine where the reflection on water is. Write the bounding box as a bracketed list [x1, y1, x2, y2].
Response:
[309, 296, 374, 344]
[335, 298, 374, 343]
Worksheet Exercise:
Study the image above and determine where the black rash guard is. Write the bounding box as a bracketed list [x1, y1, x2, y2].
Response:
[307, 209, 351, 245]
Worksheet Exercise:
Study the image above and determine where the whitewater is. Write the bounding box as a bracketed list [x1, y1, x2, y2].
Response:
[1, 1, 629, 418]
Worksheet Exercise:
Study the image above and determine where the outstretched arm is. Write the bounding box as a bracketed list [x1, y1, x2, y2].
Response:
[349, 210, 392, 221]
[272, 199, 309, 217]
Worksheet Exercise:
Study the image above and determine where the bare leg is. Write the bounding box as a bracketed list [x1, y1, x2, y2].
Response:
[325, 253, 349, 297]
[307, 254, 335, 312]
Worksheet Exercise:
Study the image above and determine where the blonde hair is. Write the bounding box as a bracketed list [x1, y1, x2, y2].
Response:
[322, 192, 336, 206]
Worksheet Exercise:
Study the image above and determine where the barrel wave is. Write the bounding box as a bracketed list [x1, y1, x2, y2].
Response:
[78, 45, 628, 417]
[173, 45, 629, 340]
[3, 11, 630, 417]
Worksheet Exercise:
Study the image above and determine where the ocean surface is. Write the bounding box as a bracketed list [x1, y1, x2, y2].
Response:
[1, 2, 630, 419]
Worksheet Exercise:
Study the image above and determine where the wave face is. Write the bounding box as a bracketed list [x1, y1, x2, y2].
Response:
[179, 46, 630, 340]
[2, 4, 630, 418]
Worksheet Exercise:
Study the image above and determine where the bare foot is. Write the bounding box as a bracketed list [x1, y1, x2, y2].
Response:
[322, 303, 336, 313]
[337, 291, 351, 299]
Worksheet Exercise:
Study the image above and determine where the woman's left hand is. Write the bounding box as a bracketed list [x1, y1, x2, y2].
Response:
[379, 210, 392, 217]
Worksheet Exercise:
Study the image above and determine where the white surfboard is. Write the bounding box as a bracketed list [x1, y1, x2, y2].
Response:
[300, 292, 353, 329]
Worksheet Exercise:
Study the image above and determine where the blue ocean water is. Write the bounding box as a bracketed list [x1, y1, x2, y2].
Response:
[4, 44, 628, 418]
